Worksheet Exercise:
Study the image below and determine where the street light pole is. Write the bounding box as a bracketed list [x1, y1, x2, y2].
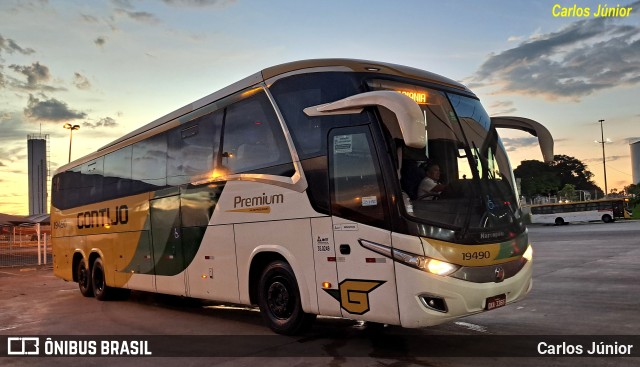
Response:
[63, 123, 80, 163]
[599, 119, 608, 197]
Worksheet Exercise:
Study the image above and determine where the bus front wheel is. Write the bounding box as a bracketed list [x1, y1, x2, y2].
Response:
[555, 217, 565, 226]
[602, 214, 613, 223]
[77, 259, 93, 297]
[257, 260, 315, 335]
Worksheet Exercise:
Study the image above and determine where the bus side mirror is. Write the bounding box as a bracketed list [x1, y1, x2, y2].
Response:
[491, 116, 554, 162]
[303, 91, 426, 149]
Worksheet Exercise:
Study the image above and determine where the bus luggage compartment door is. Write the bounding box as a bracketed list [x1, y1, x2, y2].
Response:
[150, 192, 187, 296]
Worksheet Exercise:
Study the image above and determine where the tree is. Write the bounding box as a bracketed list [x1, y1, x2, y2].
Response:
[624, 183, 640, 197]
[558, 184, 577, 201]
[550, 155, 601, 194]
[514, 155, 603, 200]
[514, 160, 560, 198]
[624, 183, 640, 207]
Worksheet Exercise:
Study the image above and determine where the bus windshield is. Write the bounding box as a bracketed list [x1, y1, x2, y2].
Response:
[372, 81, 522, 236]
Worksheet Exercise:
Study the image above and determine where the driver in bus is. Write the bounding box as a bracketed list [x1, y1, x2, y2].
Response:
[418, 163, 447, 200]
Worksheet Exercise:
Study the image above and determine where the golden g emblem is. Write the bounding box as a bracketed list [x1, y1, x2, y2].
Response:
[324, 279, 385, 315]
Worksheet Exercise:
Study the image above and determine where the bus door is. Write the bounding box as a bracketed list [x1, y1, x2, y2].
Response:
[149, 187, 187, 296]
[328, 126, 400, 324]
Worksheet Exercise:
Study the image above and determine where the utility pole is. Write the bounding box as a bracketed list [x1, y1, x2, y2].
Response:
[598, 119, 608, 197]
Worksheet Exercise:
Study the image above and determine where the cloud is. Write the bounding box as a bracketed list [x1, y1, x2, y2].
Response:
[81, 14, 100, 23]
[24, 94, 87, 122]
[0, 34, 35, 56]
[5, 62, 64, 92]
[73, 72, 91, 90]
[0, 145, 26, 168]
[162, 0, 236, 7]
[111, 0, 134, 9]
[115, 9, 161, 24]
[501, 137, 540, 152]
[9, 62, 50, 86]
[487, 100, 517, 115]
[583, 155, 629, 163]
[83, 116, 118, 129]
[468, 6, 640, 100]
[94, 37, 106, 47]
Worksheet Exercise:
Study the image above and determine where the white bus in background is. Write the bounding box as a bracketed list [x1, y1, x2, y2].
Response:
[530, 199, 626, 225]
[51, 59, 553, 334]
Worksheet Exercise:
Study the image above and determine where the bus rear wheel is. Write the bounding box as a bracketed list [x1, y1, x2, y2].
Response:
[77, 259, 93, 297]
[92, 257, 115, 301]
[602, 214, 613, 223]
[257, 260, 315, 335]
[555, 217, 565, 226]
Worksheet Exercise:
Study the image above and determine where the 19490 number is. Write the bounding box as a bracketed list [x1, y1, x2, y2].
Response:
[462, 251, 491, 261]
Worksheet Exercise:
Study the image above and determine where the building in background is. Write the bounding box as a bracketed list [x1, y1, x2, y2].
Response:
[631, 139, 640, 186]
[27, 134, 50, 215]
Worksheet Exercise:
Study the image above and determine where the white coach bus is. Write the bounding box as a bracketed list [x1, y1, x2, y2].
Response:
[51, 59, 553, 334]
[530, 199, 625, 225]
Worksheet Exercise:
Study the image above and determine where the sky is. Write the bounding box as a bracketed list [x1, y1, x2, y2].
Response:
[0, 0, 639, 215]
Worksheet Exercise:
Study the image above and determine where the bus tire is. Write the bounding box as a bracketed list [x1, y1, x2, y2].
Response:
[77, 259, 94, 297]
[602, 214, 613, 223]
[92, 257, 115, 301]
[257, 260, 315, 335]
[554, 217, 565, 226]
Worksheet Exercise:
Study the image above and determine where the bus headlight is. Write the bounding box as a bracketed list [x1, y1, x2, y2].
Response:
[358, 239, 460, 276]
[523, 244, 533, 262]
[392, 248, 460, 276]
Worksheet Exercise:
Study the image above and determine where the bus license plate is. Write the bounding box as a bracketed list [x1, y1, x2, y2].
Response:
[485, 294, 506, 310]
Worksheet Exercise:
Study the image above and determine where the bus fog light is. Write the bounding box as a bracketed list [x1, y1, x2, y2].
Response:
[420, 295, 448, 313]
[523, 245, 533, 262]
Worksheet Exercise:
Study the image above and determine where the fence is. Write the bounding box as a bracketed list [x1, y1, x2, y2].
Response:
[0, 223, 52, 267]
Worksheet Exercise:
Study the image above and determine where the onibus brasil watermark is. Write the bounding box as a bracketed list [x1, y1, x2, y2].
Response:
[7, 337, 151, 356]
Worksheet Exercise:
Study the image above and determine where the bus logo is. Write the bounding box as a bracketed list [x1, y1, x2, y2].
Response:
[7, 337, 40, 355]
[494, 267, 505, 282]
[324, 279, 385, 315]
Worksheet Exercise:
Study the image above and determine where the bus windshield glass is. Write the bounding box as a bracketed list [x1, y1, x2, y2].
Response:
[369, 80, 522, 235]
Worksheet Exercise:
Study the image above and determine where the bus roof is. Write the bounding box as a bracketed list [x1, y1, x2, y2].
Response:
[57, 59, 473, 174]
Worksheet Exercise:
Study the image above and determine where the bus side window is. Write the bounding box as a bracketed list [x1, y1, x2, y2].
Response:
[103, 146, 132, 201]
[54, 168, 82, 210]
[221, 90, 293, 175]
[167, 111, 222, 186]
[132, 133, 168, 193]
[80, 158, 104, 205]
[329, 127, 388, 229]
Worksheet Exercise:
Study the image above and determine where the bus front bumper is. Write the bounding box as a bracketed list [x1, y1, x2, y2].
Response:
[394, 257, 532, 328]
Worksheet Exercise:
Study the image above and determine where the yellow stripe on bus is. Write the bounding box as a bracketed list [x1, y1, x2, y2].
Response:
[422, 235, 527, 267]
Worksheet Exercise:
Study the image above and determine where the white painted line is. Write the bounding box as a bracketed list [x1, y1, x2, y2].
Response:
[0, 271, 23, 276]
[454, 321, 488, 333]
[0, 326, 18, 332]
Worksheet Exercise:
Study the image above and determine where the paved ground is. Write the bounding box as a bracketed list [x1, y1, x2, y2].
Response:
[1, 221, 639, 366]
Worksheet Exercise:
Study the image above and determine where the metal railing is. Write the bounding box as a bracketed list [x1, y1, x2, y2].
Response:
[0, 224, 52, 268]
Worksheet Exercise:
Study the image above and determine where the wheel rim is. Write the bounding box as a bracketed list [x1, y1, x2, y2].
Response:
[79, 266, 88, 289]
[94, 266, 104, 293]
[267, 279, 293, 319]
